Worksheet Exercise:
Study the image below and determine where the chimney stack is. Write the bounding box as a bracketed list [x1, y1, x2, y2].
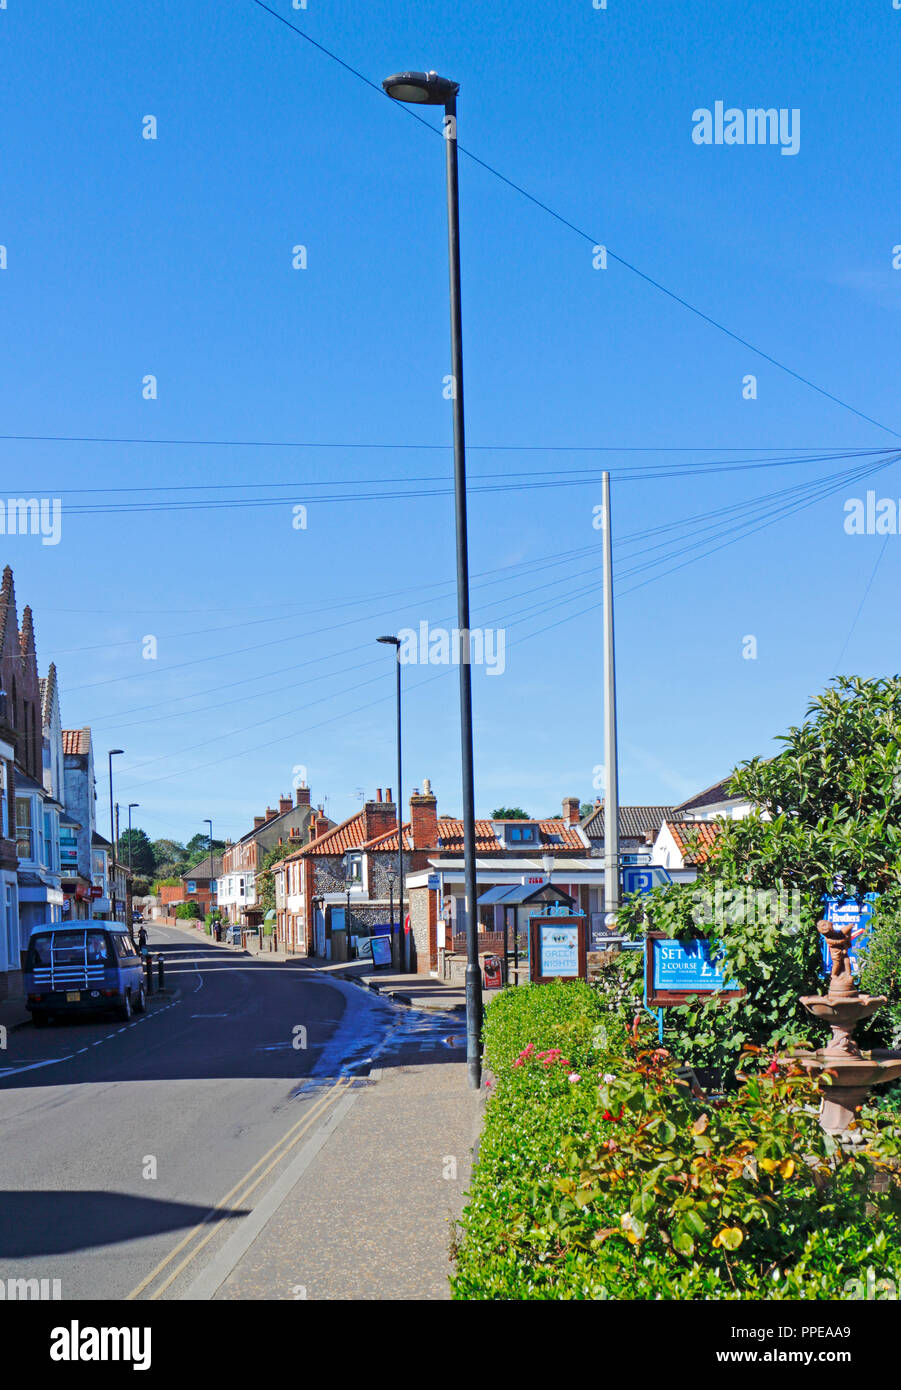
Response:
[362, 793, 396, 843]
[295, 784, 311, 807]
[279, 796, 293, 815]
[253, 816, 265, 830]
[265, 806, 278, 821]
[563, 795, 581, 825]
[410, 780, 438, 850]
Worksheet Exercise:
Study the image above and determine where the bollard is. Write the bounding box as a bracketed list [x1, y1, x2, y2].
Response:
[144, 954, 154, 996]
[157, 956, 165, 991]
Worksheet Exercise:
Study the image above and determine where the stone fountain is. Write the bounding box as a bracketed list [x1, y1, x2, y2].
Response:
[795, 916, 901, 1137]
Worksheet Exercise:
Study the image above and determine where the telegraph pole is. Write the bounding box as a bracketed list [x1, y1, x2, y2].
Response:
[602, 472, 620, 922]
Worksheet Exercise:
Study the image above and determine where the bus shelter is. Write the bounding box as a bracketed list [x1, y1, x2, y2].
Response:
[477, 881, 575, 984]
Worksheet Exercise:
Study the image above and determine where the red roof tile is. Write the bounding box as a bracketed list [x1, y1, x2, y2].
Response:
[664, 820, 722, 865]
[292, 810, 369, 858]
[62, 728, 91, 756]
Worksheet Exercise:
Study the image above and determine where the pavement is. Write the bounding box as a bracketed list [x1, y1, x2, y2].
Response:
[0, 921, 485, 1301]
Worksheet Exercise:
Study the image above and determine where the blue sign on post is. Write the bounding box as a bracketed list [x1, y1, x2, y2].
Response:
[622, 866, 673, 897]
[645, 932, 744, 1007]
[653, 937, 736, 992]
[820, 893, 878, 976]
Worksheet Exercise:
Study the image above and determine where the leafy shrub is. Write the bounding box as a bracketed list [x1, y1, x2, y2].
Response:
[175, 901, 202, 921]
[452, 988, 901, 1300]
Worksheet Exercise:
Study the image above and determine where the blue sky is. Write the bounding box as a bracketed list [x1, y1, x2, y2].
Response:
[1, 0, 899, 845]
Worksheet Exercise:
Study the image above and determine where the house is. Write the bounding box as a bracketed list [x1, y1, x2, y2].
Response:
[61, 727, 97, 919]
[179, 854, 223, 918]
[279, 784, 611, 973]
[0, 689, 18, 998]
[651, 818, 723, 871]
[2, 578, 65, 948]
[275, 790, 396, 958]
[218, 786, 319, 926]
[671, 777, 752, 822]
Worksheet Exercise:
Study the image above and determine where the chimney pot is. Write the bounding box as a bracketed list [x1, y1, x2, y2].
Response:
[386, 788, 392, 804]
[376, 788, 382, 802]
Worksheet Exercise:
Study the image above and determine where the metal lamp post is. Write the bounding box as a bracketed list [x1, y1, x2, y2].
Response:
[343, 851, 354, 964]
[377, 635, 405, 971]
[383, 69, 482, 1087]
[204, 818, 214, 927]
[386, 863, 396, 961]
[108, 750, 123, 922]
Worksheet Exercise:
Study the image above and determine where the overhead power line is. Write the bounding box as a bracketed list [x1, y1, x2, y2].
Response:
[248, 0, 900, 442]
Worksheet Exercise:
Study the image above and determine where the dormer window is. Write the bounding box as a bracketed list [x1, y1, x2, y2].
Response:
[494, 821, 539, 848]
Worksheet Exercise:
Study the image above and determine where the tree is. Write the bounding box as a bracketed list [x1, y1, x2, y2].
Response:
[255, 840, 300, 914]
[615, 676, 901, 1078]
[152, 838, 186, 870]
[491, 807, 530, 820]
[186, 832, 227, 858]
[117, 827, 155, 875]
[187, 841, 226, 869]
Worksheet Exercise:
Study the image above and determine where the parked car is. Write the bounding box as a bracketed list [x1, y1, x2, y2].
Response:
[225, 925, 242, 945]
[23, 922, 147, 1025]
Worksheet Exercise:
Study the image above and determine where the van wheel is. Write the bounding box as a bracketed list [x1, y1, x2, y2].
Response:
[32, 1011, 49, 1028]
[118, 991, 133, 1022]
[133, 983, 147, 1014]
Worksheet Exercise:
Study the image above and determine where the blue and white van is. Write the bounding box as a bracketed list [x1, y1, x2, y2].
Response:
[23, 922, 147, 1026]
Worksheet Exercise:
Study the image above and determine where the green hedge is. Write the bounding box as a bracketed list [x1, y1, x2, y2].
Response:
[451, 981, 901, 1300]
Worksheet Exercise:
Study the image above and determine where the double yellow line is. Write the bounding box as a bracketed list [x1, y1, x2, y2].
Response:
[127, 1077, 350, 1300]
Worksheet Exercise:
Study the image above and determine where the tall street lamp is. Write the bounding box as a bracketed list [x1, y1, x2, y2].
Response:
[377, 635, 405, 972]
[382, 69, 483, 1087]
[127, 803, 139, 872]
[205, 818, 214, 925]
[108, 750, 123, 921]
[386, 863, 396, 960]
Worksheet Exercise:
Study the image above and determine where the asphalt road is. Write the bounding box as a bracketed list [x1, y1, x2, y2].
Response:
[0, 923, 408, 1300]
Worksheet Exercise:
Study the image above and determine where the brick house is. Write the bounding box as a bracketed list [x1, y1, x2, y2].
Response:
[278, 783, 604, 975]
[218, 786, 319, 926]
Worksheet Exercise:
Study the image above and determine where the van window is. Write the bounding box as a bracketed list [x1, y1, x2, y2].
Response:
[114, 934, 139, 961]
[86, 931, 112, 964]
[28, 933, 55, 967]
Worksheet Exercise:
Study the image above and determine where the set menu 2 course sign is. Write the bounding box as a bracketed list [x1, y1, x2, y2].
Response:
[646, 931, 744, 1007]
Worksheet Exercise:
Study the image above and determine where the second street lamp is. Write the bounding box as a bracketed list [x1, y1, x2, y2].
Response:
[108, 750, 123, 921]
[377, 635, 405, 971]
[383, 68, 483, 1088]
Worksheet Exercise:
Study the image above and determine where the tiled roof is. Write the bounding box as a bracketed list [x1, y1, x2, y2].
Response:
[293, 809, 369, 858]
[582, 803, 674, 840]
[664, 819, 722, 864]
[365, 822, 415, 852]
[182, 854, 224, 880]
[673, 778, 742, 813]
[62, 727, 92, 756]
[435, 817, 587, 853]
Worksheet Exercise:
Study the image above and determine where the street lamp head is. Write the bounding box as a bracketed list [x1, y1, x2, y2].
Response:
[382, 70, 459, 106]
[129, 802, 139, 810]
[109, 748, 124, 756]
[377, 635, 400, 646]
